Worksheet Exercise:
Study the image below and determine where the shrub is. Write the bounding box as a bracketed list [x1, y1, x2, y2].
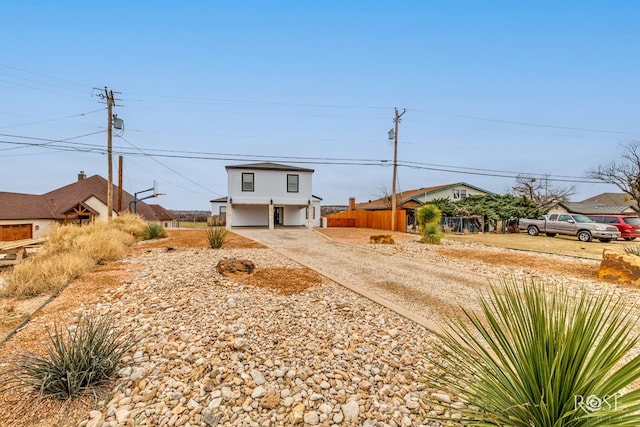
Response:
[2, 220, 138, 298]
[420, 222, 444, 244]
[424, 278, 640, 426]
[416, 204, 444, 244]
[110, 212, 147, 238]
[624, 244, 640, 257]
[141, 223, 167, 240]
[1, 312, 138, 400]
[206, 227, 228, 249]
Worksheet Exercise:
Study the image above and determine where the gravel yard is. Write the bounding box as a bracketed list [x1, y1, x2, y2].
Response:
[0, 228, 637, 426]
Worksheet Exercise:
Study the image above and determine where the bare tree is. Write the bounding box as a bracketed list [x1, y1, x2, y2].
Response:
[376, 187, 392, 209]
[587, 141, 640, 208]
[512, 174, 575, 212]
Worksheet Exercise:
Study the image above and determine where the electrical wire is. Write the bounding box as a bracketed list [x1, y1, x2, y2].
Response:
[0, 108, 106, 130]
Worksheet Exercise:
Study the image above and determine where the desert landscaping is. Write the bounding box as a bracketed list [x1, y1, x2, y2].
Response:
[0, 227, 637, 426]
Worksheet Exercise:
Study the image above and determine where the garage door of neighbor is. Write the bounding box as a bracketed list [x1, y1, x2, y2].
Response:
[0, 224, 32, 241]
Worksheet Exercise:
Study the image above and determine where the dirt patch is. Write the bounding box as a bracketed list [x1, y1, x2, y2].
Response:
[237, 267, 325, 295]
[129, 229, 265, 252]
[434, 247, 600, 280]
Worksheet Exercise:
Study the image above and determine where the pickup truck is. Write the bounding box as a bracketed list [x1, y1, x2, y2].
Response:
[518, 213, 621, 242]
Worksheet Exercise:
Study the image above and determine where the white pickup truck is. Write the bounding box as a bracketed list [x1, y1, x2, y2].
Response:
[518, 213, 621, 242]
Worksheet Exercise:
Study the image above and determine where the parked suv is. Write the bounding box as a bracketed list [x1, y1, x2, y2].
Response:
[587, 214, 640, 240]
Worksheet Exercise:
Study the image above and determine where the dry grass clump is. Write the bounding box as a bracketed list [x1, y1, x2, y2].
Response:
[1, 216, 143, 298]
[103, 211, 147, 238]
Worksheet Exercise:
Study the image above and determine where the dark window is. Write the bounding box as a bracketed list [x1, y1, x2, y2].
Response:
[287, 174, 299, 193]
[242, 173, 254, 192]
[305, 207, 316, 219]
[624, 217, 640, 225]
[219, 206, 226, 216]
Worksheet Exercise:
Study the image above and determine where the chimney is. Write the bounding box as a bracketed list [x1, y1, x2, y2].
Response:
[78, 171, 86, 181]
[349, 197, 355, 211]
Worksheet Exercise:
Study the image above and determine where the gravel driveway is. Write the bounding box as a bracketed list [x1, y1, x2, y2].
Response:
[234, 228, 496, 335]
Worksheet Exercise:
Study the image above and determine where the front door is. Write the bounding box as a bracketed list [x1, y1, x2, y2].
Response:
[273, 207, 283, 225]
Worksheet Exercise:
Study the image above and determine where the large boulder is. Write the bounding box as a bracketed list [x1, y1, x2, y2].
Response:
[216, 258, 256, 277]
[599, 249, 640, 285]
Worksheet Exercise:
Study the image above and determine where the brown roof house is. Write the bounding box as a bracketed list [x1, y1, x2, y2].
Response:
[353, 182, 494, 211]
[0, 171, 178, 241]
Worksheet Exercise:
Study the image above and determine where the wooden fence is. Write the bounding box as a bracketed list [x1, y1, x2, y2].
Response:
[324, 209, 406, 233]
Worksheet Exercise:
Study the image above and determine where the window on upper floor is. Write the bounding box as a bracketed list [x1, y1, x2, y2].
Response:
[242, 173, 254, 192]
[287, 174, 299, 193]
[453, 189, 467, 199]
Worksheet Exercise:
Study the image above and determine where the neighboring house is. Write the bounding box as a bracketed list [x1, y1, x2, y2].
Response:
[353, 182, 493, 211]
[211, 162, 322, 229]
[579, 193, 639, 211]
[543, 192, 639, 216]
[0, 171, 178, 241]
[548, 201, 638, 216]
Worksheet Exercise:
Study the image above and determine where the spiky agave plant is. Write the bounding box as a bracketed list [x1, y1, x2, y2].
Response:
[206, 227, 228, 249]
[141, 223, 167, 240]
[424, 278, 640, 426]
[1, 312, 138, 400]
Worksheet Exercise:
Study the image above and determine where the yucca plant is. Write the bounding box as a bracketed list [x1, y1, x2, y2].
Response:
[624, 244, 640, 257]
[1, 312, 138, 400]
[425, 278, 640, 426]
[206, 227, 228, 249]
[141, 223, 167, 240]
[416, 204, 444, 244]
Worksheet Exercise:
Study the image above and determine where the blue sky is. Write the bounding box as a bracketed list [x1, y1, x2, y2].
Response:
[1, 1, 638, 210]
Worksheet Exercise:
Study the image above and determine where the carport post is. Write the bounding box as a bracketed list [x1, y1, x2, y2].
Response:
[269, 200, 274, 230]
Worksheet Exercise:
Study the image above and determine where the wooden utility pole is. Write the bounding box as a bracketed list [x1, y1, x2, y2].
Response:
[391, 108, 406, 231]
[105, 87, 115, 221]
[117, 155, 123, 212]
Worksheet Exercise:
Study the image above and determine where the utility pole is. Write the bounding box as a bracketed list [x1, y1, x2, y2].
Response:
[118, 155, 123, 212]
[391, 107, 406, 231]
[105, 87, 115, 221]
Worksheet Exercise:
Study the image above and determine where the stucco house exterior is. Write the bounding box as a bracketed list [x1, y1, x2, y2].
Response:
[0, 172, 178, 241]
[211, 162, 322, 229]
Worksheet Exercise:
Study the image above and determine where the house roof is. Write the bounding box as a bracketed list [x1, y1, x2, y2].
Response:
[354, 182, 494, 210]
[580, 192, 638, 207]
[225, 162, 314, 173]
[1, 174, 176, 222]
[147, 204, 179, 221]
[559, 202, 636, 215]
[0, 192, 54, 220]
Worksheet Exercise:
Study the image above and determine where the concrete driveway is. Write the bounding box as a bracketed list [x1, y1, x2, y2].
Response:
[233, 228, 493, 335]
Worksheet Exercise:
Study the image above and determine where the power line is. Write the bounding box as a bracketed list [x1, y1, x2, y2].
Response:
[0, 108, 106, 130]
[117, 135, 218, 196]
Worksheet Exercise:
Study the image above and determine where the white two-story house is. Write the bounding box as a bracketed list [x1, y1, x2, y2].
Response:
[211, 162, 322, 229]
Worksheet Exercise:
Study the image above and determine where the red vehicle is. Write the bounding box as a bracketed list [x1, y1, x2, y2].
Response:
[587, 214, 640, 240]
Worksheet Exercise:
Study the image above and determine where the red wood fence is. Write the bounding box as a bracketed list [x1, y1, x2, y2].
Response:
[324, 209, 406, 233]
